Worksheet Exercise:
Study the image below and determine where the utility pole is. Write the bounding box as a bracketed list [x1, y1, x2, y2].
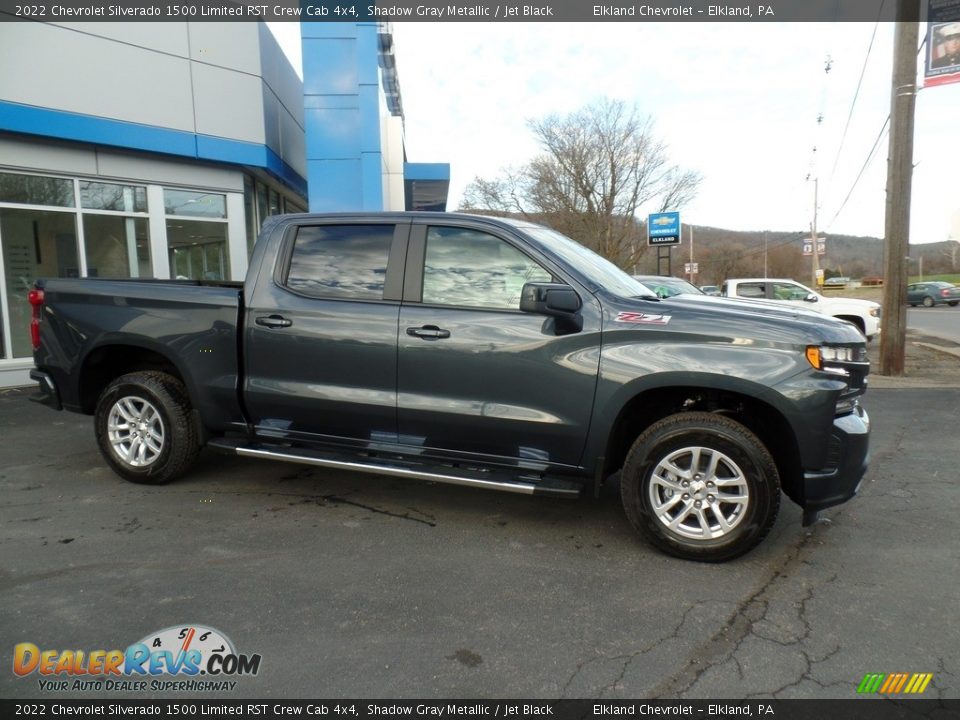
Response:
[880, 4, 919, 376]
[810, 178, 821, 288]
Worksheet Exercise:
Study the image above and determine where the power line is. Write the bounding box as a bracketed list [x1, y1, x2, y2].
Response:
[826, 116, 889, 230]
[828, 2, 886, 183]
[824, 33, 927, 232]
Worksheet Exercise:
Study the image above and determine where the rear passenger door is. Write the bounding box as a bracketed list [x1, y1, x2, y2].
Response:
[243, 219, 408, 445]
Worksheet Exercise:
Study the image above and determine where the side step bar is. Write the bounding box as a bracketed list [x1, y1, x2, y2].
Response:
[207, 439, 582, 499]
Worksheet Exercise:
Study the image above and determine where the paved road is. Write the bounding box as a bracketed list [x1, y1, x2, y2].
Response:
[1, 387, 958, 700]
[908, 306, 960, 343]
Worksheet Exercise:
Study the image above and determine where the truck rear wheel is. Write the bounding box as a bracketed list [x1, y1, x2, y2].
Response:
[621, 412, 781, 562]
[94, 371, 200, 485]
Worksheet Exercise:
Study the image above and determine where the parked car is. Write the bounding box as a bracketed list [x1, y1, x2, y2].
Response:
[722, 278, 881, 340]
[28, 213, 870, 562]
[700, 285, 721, 296]
[632, 275, 705, 298]
[907, 281, 960, 307]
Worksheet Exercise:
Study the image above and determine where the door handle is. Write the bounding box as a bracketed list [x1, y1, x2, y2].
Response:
[256, 315, 293, 329]
[406, 325, 451, 340]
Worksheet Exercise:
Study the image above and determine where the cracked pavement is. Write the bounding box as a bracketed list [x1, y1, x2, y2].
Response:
[1, 386, 958, 699]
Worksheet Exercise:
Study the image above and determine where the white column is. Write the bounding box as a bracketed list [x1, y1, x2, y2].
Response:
[225, 192, 247, 281]
[146, 185, 170, 279]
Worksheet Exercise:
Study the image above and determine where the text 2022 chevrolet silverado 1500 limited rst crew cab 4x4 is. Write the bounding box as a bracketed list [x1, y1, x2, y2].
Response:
[28, 213, 870, 561]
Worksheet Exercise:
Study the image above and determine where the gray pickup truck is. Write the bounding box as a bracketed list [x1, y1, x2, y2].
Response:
[28, 212, 870, 561]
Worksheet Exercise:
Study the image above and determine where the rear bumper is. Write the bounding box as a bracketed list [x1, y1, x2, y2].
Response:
[801, 405, 869, 521]
[29, 369, 62, 411]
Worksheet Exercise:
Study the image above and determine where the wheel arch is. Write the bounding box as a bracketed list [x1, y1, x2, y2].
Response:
[78, 341, 190, 415]
[598, 381, 803, 507]
[832, 314, 865, 334]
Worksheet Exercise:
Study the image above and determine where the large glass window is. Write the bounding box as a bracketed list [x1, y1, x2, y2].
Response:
[83, 215, 151, 278]
[285, 225, 393, 300]
[80, 181, 147, 213]
[165, 189, 228, 280]
[1, 208, 79, 358]
[167, 220, 229, 280]
[0, 172, 74, 208]
[163, 190, 226, 219]
[422, 227, 552, 309]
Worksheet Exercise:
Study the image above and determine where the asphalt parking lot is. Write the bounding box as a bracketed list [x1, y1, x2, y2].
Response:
[1, 384, 958, 700]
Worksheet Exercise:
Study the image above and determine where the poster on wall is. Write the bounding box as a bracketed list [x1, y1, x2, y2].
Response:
[924, 1, 960, 88]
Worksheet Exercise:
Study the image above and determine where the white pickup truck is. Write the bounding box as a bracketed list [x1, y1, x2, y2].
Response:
[722, 278, 881, 340]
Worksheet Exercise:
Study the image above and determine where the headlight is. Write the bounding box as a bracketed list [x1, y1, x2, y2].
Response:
[806, 345, 856, 370]
[869, 307, 880, 317]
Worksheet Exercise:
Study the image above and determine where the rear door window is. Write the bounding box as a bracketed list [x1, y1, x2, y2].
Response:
[736, 282, 766, 299]
[285, 224, 393, 300]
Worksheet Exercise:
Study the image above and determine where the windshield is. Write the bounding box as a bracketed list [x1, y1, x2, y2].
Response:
[635, 276, 704, 298]
[521, 225, 652, 297]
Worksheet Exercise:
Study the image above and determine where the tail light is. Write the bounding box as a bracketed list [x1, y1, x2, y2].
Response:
[28, 288, 44, 351]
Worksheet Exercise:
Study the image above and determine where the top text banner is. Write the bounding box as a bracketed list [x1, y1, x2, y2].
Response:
[0, 0, 923, 22]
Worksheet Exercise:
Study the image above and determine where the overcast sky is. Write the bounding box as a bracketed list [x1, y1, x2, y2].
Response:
[268, 22, 960, 246]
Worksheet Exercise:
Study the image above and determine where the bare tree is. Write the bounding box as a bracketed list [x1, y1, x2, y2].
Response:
[460, 98, 702, 269]
[943, 240, 960, 272]
[767, 244, 804, 279]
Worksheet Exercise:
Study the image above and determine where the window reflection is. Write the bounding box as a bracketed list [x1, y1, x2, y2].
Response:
[167, 220, 228, 280]
[0, 172, 74, 208]
[80, 181, 147, 213]
[1, 208, 78, 357]
[422, 227, 552, 309]
[286, 225, 393, 300]
[84, 215, 151, 279]
[163, 190, 226, 219]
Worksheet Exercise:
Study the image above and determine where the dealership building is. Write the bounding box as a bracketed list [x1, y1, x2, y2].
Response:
[0, 21, 449, 386]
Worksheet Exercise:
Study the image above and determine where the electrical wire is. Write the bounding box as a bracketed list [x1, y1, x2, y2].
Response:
[824, 31, 928, 231]
[828, 1, 886, 183]
[825, 116, 889, 230]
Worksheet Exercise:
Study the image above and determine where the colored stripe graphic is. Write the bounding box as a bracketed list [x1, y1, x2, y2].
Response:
[857, 672, 932, 694]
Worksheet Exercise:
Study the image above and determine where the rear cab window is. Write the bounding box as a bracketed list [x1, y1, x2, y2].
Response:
[284, 224, 394, 300]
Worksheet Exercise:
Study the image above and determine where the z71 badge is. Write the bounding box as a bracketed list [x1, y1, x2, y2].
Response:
[616, 311, 672, 325]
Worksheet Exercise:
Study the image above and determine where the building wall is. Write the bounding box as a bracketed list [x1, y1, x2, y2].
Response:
[301, 22, 408, 212]
[0, 22, 307, 387]
[0, 22, 306, 193]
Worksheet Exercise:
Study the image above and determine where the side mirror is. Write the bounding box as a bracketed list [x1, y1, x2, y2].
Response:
[520, 283, 583, 335]
[520, 283, 581, 317]
[804, 293, 818, 303]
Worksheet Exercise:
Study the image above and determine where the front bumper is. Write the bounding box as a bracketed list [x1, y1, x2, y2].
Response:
[29, 369, 62, 411]
[801, 404, 869, 524]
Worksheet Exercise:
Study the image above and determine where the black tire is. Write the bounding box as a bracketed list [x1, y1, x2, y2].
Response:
[949, 301, 958, 307]
[94, 371, 200, 484]
[922, 296, 934, 308]
[621, 412, 781, 562]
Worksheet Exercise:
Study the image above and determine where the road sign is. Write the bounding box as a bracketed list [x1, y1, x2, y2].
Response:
[803, 236, 826, 256]
[684, 262, 699, 274]
[648, 212, 681, 246]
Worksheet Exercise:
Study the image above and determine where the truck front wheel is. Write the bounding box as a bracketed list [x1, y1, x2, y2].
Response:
[94, 371, 200, 484]
[621, 412, 781, 562]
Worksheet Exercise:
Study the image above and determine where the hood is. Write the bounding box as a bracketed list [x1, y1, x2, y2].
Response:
[605, 292, 866, 346]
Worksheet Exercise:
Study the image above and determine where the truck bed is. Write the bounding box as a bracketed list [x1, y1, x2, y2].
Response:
[33, 277, 246, 432]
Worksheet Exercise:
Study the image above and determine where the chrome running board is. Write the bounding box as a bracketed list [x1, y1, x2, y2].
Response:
[207, 439, 582, 499]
